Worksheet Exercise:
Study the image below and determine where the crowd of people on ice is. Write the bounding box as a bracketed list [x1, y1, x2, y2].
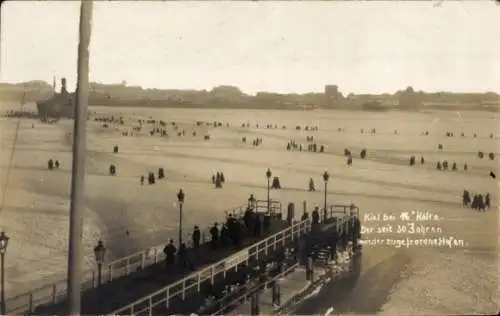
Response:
[462, 190, 491, 211]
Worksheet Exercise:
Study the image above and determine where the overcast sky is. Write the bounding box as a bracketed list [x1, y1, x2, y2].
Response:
[1, 1, 499, 94]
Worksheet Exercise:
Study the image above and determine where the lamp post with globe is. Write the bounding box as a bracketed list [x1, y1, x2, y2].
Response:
[322, 171, 330, 221]
[177, 189, 185, 245]
[266, 168, 272, 213]
[93, 240, 106, 287]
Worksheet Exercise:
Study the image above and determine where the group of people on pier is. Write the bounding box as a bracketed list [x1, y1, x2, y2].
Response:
[162, 205, 274, 272]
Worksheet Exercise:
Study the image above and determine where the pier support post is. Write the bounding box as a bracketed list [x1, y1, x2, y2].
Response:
[287, 203, 295, 226]
[302, 200, 307, 215]
[250, 291, 260, 315]
[272, 279, 282, 307]
[306, 255, 314, 281]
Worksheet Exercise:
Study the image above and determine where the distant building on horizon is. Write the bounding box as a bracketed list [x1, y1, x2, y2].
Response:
[324, 85, 344, 107]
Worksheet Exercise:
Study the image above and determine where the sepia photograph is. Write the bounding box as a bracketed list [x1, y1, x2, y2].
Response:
[0, 0, 498, 315]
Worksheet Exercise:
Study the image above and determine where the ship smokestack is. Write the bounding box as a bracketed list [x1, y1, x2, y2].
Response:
[61, 77, 67, 94]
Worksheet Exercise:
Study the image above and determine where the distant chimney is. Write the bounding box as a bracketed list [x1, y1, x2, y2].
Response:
[61, 78, 67, 94]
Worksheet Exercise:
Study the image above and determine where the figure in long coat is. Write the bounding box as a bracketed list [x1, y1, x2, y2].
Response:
[309, 178, 316, 192]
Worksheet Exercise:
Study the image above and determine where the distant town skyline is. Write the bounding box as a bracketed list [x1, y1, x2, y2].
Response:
[1, 1, 499, 95]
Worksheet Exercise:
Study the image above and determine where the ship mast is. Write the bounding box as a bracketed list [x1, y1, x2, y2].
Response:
[52, 72, 56, 93]
[67, 0, 93, 315]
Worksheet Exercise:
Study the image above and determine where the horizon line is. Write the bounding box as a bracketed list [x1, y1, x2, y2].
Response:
[1, 79, 499, 96]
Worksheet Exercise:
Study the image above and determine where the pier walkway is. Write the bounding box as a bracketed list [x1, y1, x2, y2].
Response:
[6, 200, 282, 315]
[108, 204, 358, 316]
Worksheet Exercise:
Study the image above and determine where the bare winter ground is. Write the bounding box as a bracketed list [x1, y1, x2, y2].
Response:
[0, 103, 498, 314]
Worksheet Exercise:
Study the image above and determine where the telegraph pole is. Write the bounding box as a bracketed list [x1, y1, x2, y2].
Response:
[67, 1, 93, 315]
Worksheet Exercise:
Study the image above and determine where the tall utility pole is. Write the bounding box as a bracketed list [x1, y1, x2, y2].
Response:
[67, 1, 93, 315]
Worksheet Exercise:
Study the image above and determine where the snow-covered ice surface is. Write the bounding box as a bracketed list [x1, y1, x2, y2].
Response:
[0, 104, 498, 314]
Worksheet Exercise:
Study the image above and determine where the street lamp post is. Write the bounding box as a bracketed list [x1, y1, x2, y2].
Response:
[266, 168, 272, 213]
[177, 189, 185, 245]
[93, 240, 106, 287]
[0, 231, 10, 315]
[322, 171, 330, 221]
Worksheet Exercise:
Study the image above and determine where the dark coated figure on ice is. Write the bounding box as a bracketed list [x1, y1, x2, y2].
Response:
[158, 167, 165, 179]
[438, 144, 443, 150]
[271, 176, 281, 189]
[462, 190, 471, 206]
[485, 193, 491, 209]
[309, 177, 316, 192]
[214, 172, 223, 188]
[360, 149, 367, 159]
[420, 156, 425, 164]
[148, 172, 156, 184]
[409, 155, 416, 166]
[442, 160, 449, 170]
[471, 194, 485, 211]
[109, 164, 116, 176]
[464, 163, 468, 171]
[347, 156, 353, 167]
[344, 148, 351, 157]
[489, 152, 495, 160]
[436, 161, 442, 170]
[54, 160, 60, 169]
[478, 151, 484, 159]
[451, 162, 457, 171]
[140, 175, 145, 185]
[48, 159, 54, 170]
[113, 145, 119, 153]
